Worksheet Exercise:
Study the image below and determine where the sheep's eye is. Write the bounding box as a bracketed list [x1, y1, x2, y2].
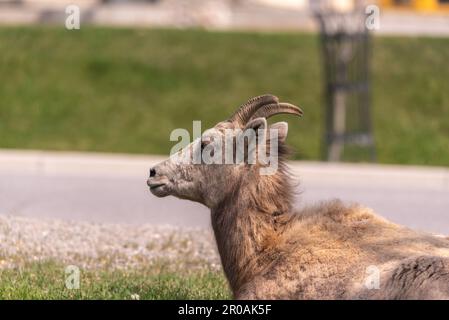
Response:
[201, 141, 207, 151]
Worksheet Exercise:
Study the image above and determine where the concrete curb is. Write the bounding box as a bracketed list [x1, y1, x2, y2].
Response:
[0, 149, 165, 177]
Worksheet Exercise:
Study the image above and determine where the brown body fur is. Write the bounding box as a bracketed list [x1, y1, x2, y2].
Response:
[212, 161, 449, 299]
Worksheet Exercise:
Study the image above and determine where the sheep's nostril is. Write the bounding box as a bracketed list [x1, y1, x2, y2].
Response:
[149, 168, 156, 177]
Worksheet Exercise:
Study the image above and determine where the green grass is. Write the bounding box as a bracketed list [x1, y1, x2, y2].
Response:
[0, 27, 448, 166]
[0, 261, 230, 299]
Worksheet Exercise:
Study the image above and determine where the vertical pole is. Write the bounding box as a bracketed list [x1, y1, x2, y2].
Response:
[315, 5, 376, 163]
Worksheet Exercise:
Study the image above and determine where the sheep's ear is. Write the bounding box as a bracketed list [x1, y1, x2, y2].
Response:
[243, 117, 267, 139]
[240, 117, 268, 150]
[269, 122, 288, 143]
[244, 117, 267, 131]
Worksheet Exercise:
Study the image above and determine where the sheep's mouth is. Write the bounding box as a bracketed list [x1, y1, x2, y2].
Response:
[149, 183, 165, 190]
[148, 181, 170, 197]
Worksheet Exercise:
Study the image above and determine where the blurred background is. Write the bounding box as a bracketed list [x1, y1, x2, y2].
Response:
[0, 0, 448, 163]
[0, 0, 448, 299]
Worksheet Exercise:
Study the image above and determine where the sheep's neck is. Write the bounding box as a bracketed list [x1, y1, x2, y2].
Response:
[211, 174, 292, 295]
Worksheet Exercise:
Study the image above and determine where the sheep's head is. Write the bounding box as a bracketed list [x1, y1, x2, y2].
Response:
[147, 94, 302, 208]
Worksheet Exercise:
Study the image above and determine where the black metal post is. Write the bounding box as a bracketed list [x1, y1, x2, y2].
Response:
[314, 4, 376, 162]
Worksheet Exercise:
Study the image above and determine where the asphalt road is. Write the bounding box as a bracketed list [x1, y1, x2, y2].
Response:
[1, 150, 448, 234]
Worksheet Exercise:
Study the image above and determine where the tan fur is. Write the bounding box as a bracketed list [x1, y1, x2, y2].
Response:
[148, 96, 449, 300]
[229, 199, 449, 299]
[210, 157, 449, 299]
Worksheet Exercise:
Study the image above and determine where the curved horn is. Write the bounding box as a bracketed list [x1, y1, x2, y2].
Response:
[228, 94, 279, 127]
[250, 102, 303, 121]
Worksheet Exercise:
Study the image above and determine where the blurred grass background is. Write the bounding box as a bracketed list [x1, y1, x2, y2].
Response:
[1, 27, 448, 166]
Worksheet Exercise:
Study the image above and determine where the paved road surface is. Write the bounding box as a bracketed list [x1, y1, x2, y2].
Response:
[0, 150, 448, 234]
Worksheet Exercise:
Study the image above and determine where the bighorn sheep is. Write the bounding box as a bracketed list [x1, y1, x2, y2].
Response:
[147, 94, 449, 299]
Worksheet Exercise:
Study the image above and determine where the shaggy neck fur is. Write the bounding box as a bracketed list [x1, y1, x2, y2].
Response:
[211, 151, 294, 295]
